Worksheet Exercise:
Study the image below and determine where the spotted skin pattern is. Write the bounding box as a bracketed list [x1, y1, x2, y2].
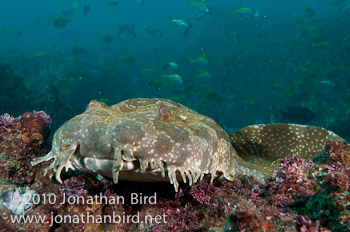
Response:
[31, 99, 342, 191]
[32, 99, 240, 191]
[230, 124, 342, 178]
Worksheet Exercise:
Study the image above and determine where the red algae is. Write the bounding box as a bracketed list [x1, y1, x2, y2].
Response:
[0, 111, 51, 183]
[1, 111, 349, 231]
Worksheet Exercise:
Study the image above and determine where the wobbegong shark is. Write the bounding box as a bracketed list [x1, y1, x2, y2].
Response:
[32, 98, 342, 191]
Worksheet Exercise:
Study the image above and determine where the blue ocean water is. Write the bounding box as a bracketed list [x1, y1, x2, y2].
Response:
[0, 0, 349, 139]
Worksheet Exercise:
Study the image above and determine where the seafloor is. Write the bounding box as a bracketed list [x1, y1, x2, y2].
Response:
[0, 110, 349, 232]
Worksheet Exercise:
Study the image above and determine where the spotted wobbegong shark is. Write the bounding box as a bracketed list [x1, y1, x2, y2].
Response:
[31, 98, 343, 191]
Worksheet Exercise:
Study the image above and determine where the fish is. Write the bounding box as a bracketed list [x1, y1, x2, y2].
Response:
[195, 71, 212, 79]
[232, 7, 260, 18]
[96, 33, 113, 43]
[3, 26, 22, 37]
[31, 99, 343, 192]
[136, 0, 144, 6]
[108, 0, 119, 7]
[229, 31, 241, 42]
[341, 3, 350, 10]
[98, 45, 112, 51]
[303, 6, 315, 18]
[280, 106, 315, 124]
[311, 41, 329, 47]
[164, 74, 184, 84]
[140, 66, 156, 72]
[230, 123, 342, 178]
[162, 61, 179, 70]
[117, 56, 135, 64]
[54, 17, 71, 28]
[71, 0, 80, 10]
[190, 56, 209, 65]
[32, 51, 49, 58]
[319, 80, 336, 86]
[236, 51, 249, 61]
[332, 0, 346, 6]
[72, 46, 86, 56]
[171, 17, 192, 36]
[189, 1, 211, 19]
[146, 28, 164, 38]
[117, 25, 136, 41]
[83, 4, 91, 14]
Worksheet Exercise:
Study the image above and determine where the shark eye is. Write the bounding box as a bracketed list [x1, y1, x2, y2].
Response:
[158, 105, 171, 121]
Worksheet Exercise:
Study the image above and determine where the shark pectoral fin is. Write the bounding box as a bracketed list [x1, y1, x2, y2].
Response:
[229, 123, 343, 179]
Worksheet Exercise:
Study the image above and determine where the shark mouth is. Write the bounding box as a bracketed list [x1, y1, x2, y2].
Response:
[71, 155, 205, 192]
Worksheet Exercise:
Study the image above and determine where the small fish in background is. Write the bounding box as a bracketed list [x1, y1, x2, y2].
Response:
[83, 4, 91, 14]
[319, 80, 336, 86]
[98, 45, 113, 51]
[32, 51, 48, 58]
[99, 97, 110, 103]
[163, 74, 184, 85]
[303, 6, 315, 18]
[170, 17, 192, 36]
[54, 16, 71, 28]
[146, 28, 164, 38]
[71, 0, 80, 10]
[72, 46, 86, 56]
[136, 0, 145, 6]
[140, 66, 156, 73]
[195, 71, 212, 79]
[236, 50, 249, 61]
[332, 0, 346, 6]
[162, 61, 179, 70]
[229, 31, 240, 42]
[3, 26, 22, 37]
[108, 0, 119, 7]
[312, 41, 329, 47]
[190, 56, 209, 66]
[116, 56, 135, 64]
[232, 7, 260, 18]
[96, 33, 113, 43]
[189, 1, 211, 19]
[341, 3, 350, 11]
[117, 24, 136, 41]
[280, 106, 315, 124]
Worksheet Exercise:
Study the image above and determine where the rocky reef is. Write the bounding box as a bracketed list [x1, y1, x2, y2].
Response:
[0, 111, 349, 231]
[0, 111, 51, 183]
